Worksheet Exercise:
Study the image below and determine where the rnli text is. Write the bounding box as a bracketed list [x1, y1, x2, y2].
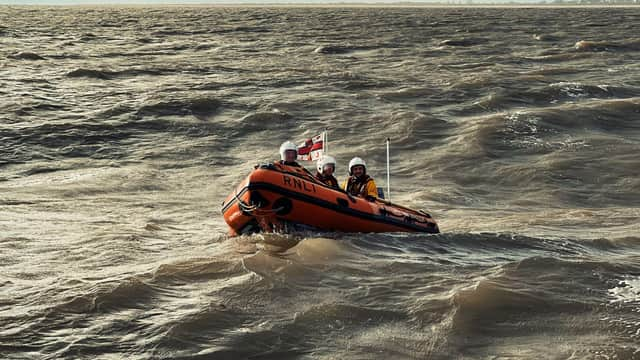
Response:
[282, 175, 316, 193]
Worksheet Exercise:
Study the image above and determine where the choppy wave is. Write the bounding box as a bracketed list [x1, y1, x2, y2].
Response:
[7, 51, 46, 60]
[66, 67, 169, 80]
[2, 5, 640, 359]
[3, 233, 638, 358]
[574, 38, 640, 52]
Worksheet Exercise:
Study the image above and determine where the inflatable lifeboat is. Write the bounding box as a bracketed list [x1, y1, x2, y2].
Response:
[221, 163, 439, 236]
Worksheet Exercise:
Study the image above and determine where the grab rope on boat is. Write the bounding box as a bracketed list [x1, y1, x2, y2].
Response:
[233, 189, 283, 214]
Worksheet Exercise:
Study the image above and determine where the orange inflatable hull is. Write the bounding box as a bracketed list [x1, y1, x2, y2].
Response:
[221, 163, 439, 236]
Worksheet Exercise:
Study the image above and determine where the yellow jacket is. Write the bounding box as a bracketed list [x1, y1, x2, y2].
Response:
[343, 175, 378, 198]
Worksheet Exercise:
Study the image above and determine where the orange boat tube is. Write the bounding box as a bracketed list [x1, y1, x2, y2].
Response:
[221, 163, 439, 236]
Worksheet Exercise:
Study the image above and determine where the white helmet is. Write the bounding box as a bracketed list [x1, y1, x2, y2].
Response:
[348, 157, 366, 175]
[279, 141, 298, 161]
[317, 155, 336, 173]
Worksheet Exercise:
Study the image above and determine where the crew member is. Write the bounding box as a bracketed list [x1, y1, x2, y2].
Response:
[278, 141, 303, 167]
[314, 155, 339, 189]
[276, 140, 316, 179]
[343, 157, 377, 198]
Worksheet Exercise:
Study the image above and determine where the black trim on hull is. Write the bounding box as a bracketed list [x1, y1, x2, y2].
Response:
[221, 186, 249, 215]
[222, 182, 439, 234]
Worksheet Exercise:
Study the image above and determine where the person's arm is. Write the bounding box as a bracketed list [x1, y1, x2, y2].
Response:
[342, 179, 348, 192]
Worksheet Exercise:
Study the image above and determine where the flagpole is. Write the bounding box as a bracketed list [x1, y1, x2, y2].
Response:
[324, 129, 328, 155]
[386, 137, 390, 202]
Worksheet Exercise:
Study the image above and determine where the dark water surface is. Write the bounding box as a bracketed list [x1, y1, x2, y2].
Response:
[1, 5, 640, 359]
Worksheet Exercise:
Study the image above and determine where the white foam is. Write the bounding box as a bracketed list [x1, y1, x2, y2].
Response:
[608, 276, 640, 304]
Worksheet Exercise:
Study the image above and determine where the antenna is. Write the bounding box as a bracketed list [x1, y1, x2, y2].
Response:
[386, 137, 391, 202]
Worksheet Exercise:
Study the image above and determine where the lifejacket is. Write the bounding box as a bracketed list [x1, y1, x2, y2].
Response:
[345, 175, 374, 197]
[314, 172, 339, 189]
